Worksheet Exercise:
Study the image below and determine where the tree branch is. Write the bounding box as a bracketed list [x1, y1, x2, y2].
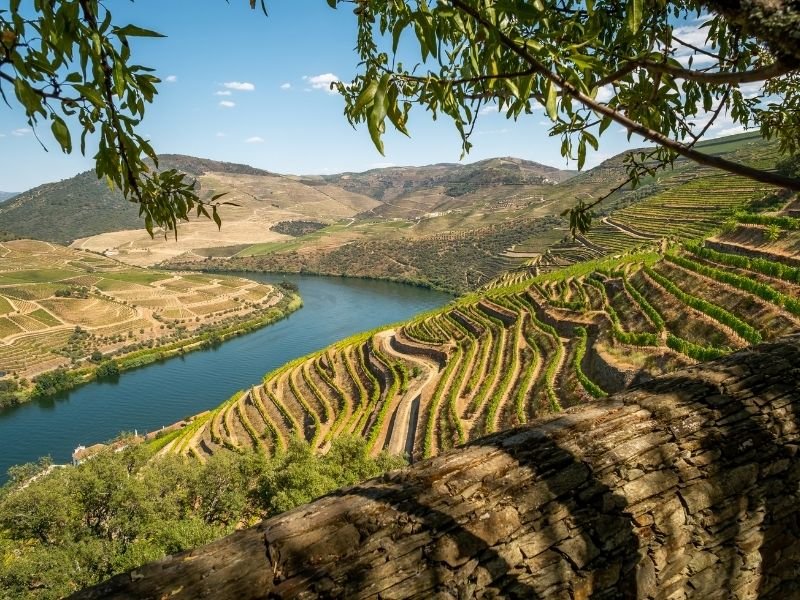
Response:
[448, 0, 800, 192]
[639, 59, 791, 84]
[0, 71, 84, 103]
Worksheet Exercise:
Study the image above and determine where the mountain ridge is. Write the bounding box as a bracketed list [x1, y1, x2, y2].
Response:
[0, 154, 573, 245]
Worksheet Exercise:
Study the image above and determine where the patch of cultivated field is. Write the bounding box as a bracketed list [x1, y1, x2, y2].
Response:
[39, 298, 137, 328]
[0, 240, 286, 382]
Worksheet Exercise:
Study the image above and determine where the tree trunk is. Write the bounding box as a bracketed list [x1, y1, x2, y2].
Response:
[71, 335, 800, 599]
[703, 0, 800, 66]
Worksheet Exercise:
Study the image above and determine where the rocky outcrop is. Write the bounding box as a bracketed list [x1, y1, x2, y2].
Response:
[71, 336, 800, 600]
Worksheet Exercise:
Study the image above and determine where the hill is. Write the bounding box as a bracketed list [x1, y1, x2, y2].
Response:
[310, 156, 575, 219]
[0, 171, 141, 244]
[4, 133, 777, 282]
[2, 155, 571, 257]
[0, 192, 17, 203]
[0, 156, 328, 247]
[180, 134, 781, 294]
[0, 240, 299, 405]
[153, 178, 799, 462]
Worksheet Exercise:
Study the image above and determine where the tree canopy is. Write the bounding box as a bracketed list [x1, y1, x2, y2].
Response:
[2, 0, 799, 234]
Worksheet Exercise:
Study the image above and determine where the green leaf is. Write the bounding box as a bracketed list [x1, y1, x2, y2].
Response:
[353, 80, 378, 114]
[545, 81, 557, 120]
[367, 74, 390, 155]
[51, 116, 72, 153]
[114, 24, 165, 38]
[113, 60, 126, 98]
[627, 0, 643, 33]
[13, 79, 45, 117]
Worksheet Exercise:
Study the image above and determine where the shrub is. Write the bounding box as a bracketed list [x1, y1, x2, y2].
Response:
[95, 360, 120, 379]
[765, 224, 781, 242]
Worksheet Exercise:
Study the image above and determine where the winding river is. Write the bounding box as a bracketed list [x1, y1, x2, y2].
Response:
[0, 274, 451, 481]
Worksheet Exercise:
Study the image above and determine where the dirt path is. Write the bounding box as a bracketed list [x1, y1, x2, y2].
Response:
[601, 217, 661, 240]
[378, 329, 440, 457]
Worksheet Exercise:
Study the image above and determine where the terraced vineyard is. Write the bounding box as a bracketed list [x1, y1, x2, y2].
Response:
[486, 173, 777, 288]
[0, 240, 297, 397]
[164, 204, 800, 462]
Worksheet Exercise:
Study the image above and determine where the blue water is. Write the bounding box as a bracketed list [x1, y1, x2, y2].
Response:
[0, 274, 450, 480]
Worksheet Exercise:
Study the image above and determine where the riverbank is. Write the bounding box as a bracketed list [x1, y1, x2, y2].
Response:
[0, 273, 451, 480]
[162, 262, 450, 293]
[0, 290, 302, 410]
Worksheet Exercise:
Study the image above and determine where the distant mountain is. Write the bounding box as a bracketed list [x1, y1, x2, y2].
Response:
[0, 156, 279, 245]
[156, 154, 273, 178]
[1, 134, 774, 250]
[0, 192, 17, 203]
[1, 154, 574, 246]
[313, 156, 576, 201]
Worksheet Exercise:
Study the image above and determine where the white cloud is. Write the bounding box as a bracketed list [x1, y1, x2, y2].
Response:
[474, 128, 510, 136]
[713, 125, 747, 137]
[11, 128, 30, 136]
[670, 19, 723, 70]
[675, 53, 717, 68]
[740, 82, 763, 99]
[691, 110, 750, 139]
[0, 133, 6, 138]
[245, 136, 265, 143]
[280, 83, 292, 90]
[480, 104, 501, 115]
[215, 90, 232, 96]
[216, 132, 226, 138]
[303, 73, 340, 93]
[219, 100, 236, 108]
[223, 81, 255, 91]
[164, 75, 177, 83]
[595, 85, 614, 103]
[672, 21, 712, 51]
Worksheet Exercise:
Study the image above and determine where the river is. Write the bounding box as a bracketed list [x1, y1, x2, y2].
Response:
[0, 274, 451, 481]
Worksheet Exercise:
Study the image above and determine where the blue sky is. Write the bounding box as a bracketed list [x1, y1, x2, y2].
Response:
[0, 2, 735, 192]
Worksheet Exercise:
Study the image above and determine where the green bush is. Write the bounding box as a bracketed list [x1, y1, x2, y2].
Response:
[95, 360, 120, 379]
[31, 369, 78, 399]
[0, 437, 405, 599]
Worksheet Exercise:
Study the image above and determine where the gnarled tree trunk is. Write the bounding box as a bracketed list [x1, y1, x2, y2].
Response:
[71, 335, 800, 599]
[703, 0, 800, 66]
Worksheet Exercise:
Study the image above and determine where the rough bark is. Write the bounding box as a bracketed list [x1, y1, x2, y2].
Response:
[71, 335, 800, 599]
